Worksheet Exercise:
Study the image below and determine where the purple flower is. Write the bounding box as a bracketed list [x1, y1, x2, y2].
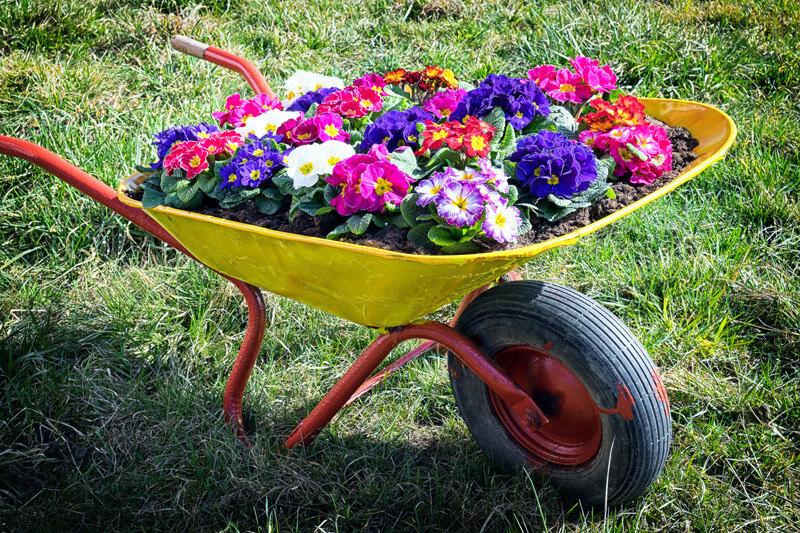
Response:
[509, 130, 597, 199]
[150, 122, 219, 169]
[286, 87, 340, 114]
[361, 107, 434, 152]
[415, 170, 454, 206]
[450, 75, 550, 130]
[435, 181, 485, 227]
[219, 139, 286, 189]
[238, 159, 271, 187]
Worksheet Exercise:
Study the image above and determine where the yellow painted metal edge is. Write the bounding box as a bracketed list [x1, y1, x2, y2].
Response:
[118, 97, 737, 263]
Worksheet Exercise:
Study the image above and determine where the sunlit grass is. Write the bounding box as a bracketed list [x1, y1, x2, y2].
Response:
[1, 0, 799, 530]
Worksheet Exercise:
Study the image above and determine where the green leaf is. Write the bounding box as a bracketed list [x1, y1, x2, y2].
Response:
[326, 222, 351, 240]
[496, 123, 517, 158]
[305, 103, 318, 118]
[546, 194, 573, 208]
[441, 241, 481, 255]
[516, 215, 532, 236]
[416, 121, 426, 134]
[298, 200, 326, 216]
[176, 180, 200, 203]
[406, 222, 437, 252]
[521, 115, 556, 136]
[427, 225, 459, 246]
[141, 187, 166, 208]
[255, 194, 282, 215]
[346, 213, 373, 235]
[534, 200, 579, 222]
[550, 105, 579, 140]
[502, 160, 518, 181]
[425, 147, 462, 171]
[484, 107, 506, 135]
[390, 148, 422, 179]
[606, 188, 617, 199]
[458, 80, 476, 91]
[197, 173, 219, 195]
[273, 174, 295, 196]
[324, 183, 339, 204]
[385, 84, 411, 100]
[160, 172, 182, 194]
[400, 194, 429, 225]
[391, 213, 410, 229]
[261, 186, 284, 200]
[503, 184, 519, 206]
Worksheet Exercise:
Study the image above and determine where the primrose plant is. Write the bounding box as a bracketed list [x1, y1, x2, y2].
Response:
[137, 58, 674, 254]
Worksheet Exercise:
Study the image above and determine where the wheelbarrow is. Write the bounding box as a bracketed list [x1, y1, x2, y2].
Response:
[0, 35, 736, 507]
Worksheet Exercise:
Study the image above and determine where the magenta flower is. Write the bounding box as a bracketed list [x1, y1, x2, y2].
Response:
[546, 68, 592, 104]
[360, 160, 413, 208]
[568, 56, 617, 94]
[314, 113, 351, 143]
[229, 100, 263, 128]
[350, 73, 387, 93]
[422, 89, 467, 119]
[212, 94, 244, 126]
[249, 93, 284, 113]
[435, 181, 484, 227]
[526, 65, 558, 91]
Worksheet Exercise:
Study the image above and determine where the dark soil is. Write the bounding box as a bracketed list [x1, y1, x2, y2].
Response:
[134, 123, 698, 255]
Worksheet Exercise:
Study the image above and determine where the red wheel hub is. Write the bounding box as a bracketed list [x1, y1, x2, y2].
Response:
[490, 346, 602, 466]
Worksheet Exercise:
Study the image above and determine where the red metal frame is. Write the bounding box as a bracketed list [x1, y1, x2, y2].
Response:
[1, 38, 550, 451]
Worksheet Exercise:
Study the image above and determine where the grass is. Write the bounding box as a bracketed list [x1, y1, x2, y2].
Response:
[1, 0, 799, 530]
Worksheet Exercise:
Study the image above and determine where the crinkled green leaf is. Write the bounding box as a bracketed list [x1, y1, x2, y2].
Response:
[406, 222, 437, 252]
[550, 105, 579, 140]
[502, 160, 518, 181]
[427, 225, 459, 246]
[484, 107, 506, 137]
[390, 148, 422, 179]
[385, 84, 411, 100]
[327, 222, 350, 240]
[255, 195, 282, 215]
[441, 241, 481, 255]
[521, 115, 556, 136]
[273, 174, 295, 196]
[176, 181, 200, 203]
[503, 184, 519, 205]
[141, 187, 166, 208]
[401, 194, 430, 225]
[347, 213, 373, 235]
[546, 194, 573, 208]
[160, 172, 182, 194]
[197, 173, 219, 195]
[305, 103, 318, 118]
[517, 215, 532, 236]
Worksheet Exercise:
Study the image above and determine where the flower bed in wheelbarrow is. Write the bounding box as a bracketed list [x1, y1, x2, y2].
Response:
[120, 57, 736, 328]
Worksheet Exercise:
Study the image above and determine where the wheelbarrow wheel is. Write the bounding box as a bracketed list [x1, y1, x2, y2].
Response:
[447, 280, 671, 507]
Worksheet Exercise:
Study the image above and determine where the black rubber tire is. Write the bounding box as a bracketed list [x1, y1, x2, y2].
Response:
[448, 280, 671, 507]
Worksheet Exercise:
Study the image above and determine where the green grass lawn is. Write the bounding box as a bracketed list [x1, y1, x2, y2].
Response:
[1, 0, 799, 530]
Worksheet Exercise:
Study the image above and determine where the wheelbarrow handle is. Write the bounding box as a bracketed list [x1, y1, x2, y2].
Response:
[170, 35, 276, 99]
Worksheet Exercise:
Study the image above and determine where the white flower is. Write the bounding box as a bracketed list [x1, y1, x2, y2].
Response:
[282, 70, 344, 105]
[287, 144, 325, 189]
[317, 141, 355, 174]
[235, 110, 302, 140]
[287, 141, 355, 189]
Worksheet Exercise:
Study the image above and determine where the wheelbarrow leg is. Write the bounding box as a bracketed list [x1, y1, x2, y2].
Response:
[284, 321, 548, 450]
[222, 280, 267, 446]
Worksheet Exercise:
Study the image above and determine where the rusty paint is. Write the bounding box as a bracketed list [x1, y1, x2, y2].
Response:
[652, 369, 671, 417]
[543, 342, 553, 351]
[598, 382, 635, 421]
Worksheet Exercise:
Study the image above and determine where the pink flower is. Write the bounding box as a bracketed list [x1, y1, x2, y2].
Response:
[249, 93, 283, 113]
[212, 94, 244, 126]
[546, 68, 592, 104]
[317, 87, 384, 118]
[569, 56, 617, 94]
[163, 141, 209, 179]
[326, 144, 412, 216]
[526, 65, 558, 91]
[228, 100, 262, 128]
[422, 89, 467, 119]
[350, 73, 387, 93]
[314, 113, 351, 143]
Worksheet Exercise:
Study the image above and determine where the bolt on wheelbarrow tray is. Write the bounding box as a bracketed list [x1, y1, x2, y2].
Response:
[118, 98, 736, 328]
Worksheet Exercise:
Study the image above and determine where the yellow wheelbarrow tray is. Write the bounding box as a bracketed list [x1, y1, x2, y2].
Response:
[117, 98, 736, 328]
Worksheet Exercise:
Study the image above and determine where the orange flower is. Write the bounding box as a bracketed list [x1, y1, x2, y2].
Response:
[383, 68, 407, 84]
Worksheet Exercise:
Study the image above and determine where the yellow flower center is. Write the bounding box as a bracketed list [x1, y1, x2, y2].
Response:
[190, 155, 202, 168]
[325, 124, 340, 137]
[451, 195, 468, 211]
[469, 136, 487, 151]
[440, 108, 451, 117]
[250, 170, 261, 180]
[327, 156, 341, 166]
[432, 130, 448, 141]
[618, 148, 633, 161]
[299, 162, 315, 175]
[494, 212, 507, 228]
[253, 149, 264, 156]
[547, 175, 559, 185]
[265, 160, 273, 167]
[375, 177, 393, 196]
[559, 83, 575, 93]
